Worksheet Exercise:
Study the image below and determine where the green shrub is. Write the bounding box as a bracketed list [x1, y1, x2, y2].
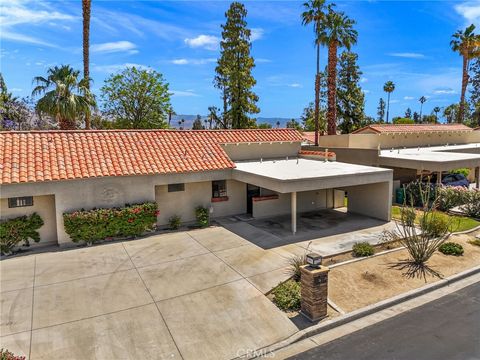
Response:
[438, 242, 464, 256]
[419, 212, 450, 238]
[468, 239, 480, 247]
[63, 202, 158, 245]
[352, 242, 375, 257]
[0, 213, 44, 255]
[272, 279, 301, 312]
[0, 348, 26, 360]
[450, 168, 470, 177]
[403, 180, 436, 207]
[461, 189, 480, 218]
[168, 215, 182, 230]
[195, 206, 209, 228]
[437, 186, 469, 211]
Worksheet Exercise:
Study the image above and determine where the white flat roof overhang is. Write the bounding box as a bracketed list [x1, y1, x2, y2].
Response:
[379, 149, 480, 172]
[232, 158, 392, 193]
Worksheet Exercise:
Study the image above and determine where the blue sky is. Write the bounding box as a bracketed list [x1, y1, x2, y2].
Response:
[1, 0, 479, 120]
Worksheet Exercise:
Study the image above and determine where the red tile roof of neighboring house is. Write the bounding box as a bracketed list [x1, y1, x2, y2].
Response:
[298, 150, 336, 158]
[0, 129, 303, 185]
[352, 124, 473, 134]
[302, 132, 316, 144]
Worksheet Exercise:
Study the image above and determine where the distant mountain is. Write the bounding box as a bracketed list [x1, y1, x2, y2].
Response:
[169, 115, 298, 129]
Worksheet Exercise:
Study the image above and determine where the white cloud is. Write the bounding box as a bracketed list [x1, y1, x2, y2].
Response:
[0, 1, 75, 47]
[256, 58, 272, 63]
[288, 83, 302, 88]
[455, 1, 480, 26]
[388, 52, 425, 59]
[362, 89, 370, 94]
[0, 30, 55, 47]
[360, 77, 368, 83]
[390, 99, 400, 104]
[92, 63, 150, 73]
[10, 88, 23, 92]
[184, 35, 220, 51]
[404, 96, 414, 100]
[251, 28, 264, 41]
[171, 90, 199, 97]
[91, 41, 138, 54]
[170, 58, 216, 65]
[433, 88, 456, 95]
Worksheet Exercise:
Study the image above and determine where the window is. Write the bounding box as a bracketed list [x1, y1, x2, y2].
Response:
[168, 183, 185, 192]
[212, 180, 227, 198]
[8, 196, 34, 208]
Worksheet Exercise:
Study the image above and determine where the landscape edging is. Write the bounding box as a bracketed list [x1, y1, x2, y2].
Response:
[248, 264, 480, 359]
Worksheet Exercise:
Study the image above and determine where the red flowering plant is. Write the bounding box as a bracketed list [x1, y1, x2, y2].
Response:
[0, 348, 26, 360]
[63, 202, 158, 245]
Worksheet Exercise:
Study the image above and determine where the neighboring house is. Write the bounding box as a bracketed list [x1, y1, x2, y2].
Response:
[0, 129, 392, 247]
[305, 124, 480, 187]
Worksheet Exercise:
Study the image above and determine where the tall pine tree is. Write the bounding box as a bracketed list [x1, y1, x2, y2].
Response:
[377, 98, 385, 122]
[214, 2, 259, 129]
[469, 58, 480, 126]
[336, 51, 365, 133]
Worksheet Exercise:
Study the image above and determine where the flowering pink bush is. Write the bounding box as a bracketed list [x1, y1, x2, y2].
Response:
[0, 348, 26, 360]
[63, 202, 158, 245]
[437, 186, 480, 218]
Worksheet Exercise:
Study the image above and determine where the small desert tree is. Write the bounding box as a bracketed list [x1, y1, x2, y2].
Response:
[383, 182, 452, 280]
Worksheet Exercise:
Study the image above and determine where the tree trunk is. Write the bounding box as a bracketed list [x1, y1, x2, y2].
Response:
[458, 55, 469, 123]
[82, 0, 91, 130]
[59, 117, 76, 130]
[314, 45, 320, 145]
[327, 41, 338, 135]
[386, 92, 390, 123]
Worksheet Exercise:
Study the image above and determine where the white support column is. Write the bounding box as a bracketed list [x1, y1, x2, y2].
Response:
[437, 171, 442, 186]
[291, 191, 297, 235]
[475, 167, 480, 189]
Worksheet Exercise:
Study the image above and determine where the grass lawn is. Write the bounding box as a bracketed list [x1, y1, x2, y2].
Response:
[392, 205, 480, 232]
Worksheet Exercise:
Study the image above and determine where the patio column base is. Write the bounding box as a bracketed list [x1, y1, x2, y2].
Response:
[291, 191, 297, 235]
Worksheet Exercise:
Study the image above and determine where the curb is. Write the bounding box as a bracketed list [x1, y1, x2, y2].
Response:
[248, 264, 480, 359]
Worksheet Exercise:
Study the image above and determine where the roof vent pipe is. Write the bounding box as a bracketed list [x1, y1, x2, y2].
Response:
[260, 157, 263, 163]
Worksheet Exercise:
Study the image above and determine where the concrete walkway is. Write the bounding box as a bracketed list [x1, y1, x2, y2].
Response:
[1, 218, 396, 360]
[1, 228, 298, 360]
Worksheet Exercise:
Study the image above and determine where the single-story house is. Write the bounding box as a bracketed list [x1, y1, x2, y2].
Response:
[304, 124, 480, 187]
[0, 129, 392, 247]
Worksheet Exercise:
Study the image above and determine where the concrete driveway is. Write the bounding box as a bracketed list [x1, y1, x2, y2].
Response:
[1, 228, 298, 360]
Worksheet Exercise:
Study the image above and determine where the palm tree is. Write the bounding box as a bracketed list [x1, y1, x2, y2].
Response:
[383, 81, 395, 123]
[32, 65, 95, 130]
[433, 106, 441, 123]
[82, 0, 91, 129]
[419, 96, 427, 121]
[301, 0, 327, 144]
[451, 24, 480, 123]
[324, 8, 357, 135]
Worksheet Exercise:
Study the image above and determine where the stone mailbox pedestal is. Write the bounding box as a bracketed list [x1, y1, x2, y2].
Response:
[300, 265, 329, 322]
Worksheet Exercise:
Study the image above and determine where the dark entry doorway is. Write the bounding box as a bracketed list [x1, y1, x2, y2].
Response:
[246, 184, 260, 214]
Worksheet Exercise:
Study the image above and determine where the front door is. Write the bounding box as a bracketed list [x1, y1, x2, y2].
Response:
[246, 184, 260, 214]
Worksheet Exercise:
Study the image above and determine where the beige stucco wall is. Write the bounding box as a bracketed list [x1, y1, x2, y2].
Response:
[222, 142, 301, 161]
[0, 169, 231, 246]
[343, 181, 392, 221]
[0, 195, 57, 246]
[252, 189, 330, 218]
[155, 179, 246, 225]
[317, 131, 480, 150]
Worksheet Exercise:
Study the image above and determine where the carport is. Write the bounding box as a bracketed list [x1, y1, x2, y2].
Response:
[232, 158, 393, 234]
[379, 146, 480, 188]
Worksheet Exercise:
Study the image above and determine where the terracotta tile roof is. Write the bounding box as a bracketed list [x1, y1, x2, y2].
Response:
[302, 132, 316, 144]
[298, 150, 336, 158]
[352, 124, 473, 134]
[0, 129, 303, 185]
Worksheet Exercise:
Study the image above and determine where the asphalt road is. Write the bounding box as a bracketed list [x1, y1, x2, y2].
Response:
[289, 282, 480, 360]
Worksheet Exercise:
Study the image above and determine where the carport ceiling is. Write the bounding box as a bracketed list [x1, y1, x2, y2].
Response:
[232, 158, 392, 193]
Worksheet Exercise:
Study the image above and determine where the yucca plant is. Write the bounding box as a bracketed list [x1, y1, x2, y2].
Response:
[383, 182, 452, 280]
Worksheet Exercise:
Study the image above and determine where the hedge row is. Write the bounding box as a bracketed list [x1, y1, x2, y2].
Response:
[63, 202, 159, 245]
[0, 213, 44, 255]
